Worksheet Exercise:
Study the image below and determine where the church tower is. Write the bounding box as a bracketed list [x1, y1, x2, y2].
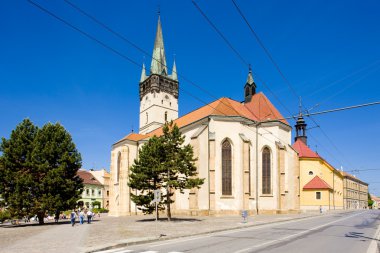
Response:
[294, 112, 307, 145]
[244, 66, 256, 103]
[139, 15, 179, 134]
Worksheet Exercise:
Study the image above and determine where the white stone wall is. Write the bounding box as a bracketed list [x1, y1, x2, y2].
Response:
[139, 92, 178, 134]
[109, 117, 300, 216]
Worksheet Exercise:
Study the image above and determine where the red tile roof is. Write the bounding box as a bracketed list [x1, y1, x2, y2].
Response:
[340, 171, 368, 185]
[77, 170, 102, 186]
[303, 176, 332, 190]
[245, 92, 288, 124]
[116, 92, 288, 144]
[292, 139, 320, 158]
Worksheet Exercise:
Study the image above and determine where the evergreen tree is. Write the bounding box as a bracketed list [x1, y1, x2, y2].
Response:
[129, 136, 166, 219]
[0, 119, 37, 219]
[0, 119, 83, 224]
[161, 121, 204, 221]
[128, 121, 204, 221]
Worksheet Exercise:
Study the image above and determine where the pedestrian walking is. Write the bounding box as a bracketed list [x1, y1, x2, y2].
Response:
[87, 210, 92, 224]
[70, 209, 76, 227]
[54, 210, 60, 223]
[319, 205, 323, 214]
[79, 210, 84, 224]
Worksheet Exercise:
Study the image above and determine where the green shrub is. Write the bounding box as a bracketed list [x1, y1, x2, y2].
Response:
[0, 209, 11, 222]
[92, 208, 109, 213]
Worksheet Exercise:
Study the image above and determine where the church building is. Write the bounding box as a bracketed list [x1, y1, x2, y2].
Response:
[108, 16, 300, 216]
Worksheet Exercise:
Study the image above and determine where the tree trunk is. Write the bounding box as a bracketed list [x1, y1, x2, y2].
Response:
[167, 189, 171, 221]
[37, 211, 45, 225]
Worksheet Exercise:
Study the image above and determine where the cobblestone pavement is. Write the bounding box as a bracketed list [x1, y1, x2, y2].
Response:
[0, 210, 350, 253]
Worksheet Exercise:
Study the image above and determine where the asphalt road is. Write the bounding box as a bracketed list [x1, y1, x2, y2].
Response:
[94, 210, 380, 253]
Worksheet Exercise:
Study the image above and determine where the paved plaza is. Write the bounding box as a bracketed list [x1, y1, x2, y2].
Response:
[0, 211, 348, 253]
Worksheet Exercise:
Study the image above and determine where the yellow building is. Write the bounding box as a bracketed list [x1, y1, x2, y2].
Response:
[292, 115, 344, 211]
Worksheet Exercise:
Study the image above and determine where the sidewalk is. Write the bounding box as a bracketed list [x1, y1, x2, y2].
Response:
[0, 210, 352, 253]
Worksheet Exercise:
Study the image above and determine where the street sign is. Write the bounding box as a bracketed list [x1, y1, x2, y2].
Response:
[154, 189, 161, 202]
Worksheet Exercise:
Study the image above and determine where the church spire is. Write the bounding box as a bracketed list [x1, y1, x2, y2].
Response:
[294, 97, 307, 144]
[150, 15, 168, 76]
[140, 63, 147, 83]
[246, 65, 254, 85]
[171, 58, 178, 81]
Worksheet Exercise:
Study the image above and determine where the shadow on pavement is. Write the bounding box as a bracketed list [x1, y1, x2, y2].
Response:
[0, 219, 99, 228]
[136, 217, 202, 222]
[345, 231, 379, 241]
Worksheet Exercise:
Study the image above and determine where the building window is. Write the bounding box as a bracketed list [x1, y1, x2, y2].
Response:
[316, 192, 321, 199]
[245, 86, 250, 97]
[86, 189, 89, 196]
[309, 171, 313, 175]
[92, 189, 95, 195]
[222, 140, 232, 195]
[262, 147, 271, 194]
[116, 152, 122, 183]
[165, 111, 168, 122]
[98, 190, 101, 196]
[107, 190, 109, 197]
[146, 112, 148, 124]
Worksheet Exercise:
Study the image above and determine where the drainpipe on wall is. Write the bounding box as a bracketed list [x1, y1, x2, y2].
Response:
[333, 171, 335, 210]
[207, 117, 211, 214]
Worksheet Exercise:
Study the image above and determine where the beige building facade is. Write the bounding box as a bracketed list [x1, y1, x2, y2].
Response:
[342, 172, 368, 209]
[108, 16, 300, 217]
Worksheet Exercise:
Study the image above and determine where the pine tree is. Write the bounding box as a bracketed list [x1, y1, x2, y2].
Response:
[128, 136, 166, 219]
[0, 119, 37, 219]
[161, 121, 204, 221]
[0, 119, 83, 224]
[128, 121, 204, 221]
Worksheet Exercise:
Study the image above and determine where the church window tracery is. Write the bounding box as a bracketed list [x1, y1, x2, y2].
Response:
[262, 147, 271, 194]
[222, 140, 232, 195]
[117, 152, 121, 183]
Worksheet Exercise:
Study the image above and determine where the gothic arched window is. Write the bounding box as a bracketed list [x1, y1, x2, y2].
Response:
[222, 140, 232, 195]
[164, 111, 168, 122]
[146, 112, 148, 124]
[262, 147, 271, 194]
[117, 152, 121, 183]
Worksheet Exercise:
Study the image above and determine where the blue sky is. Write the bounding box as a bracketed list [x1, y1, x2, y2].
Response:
[1, 1, 380, 194]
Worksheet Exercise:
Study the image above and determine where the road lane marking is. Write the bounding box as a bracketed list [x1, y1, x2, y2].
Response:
[94, 249, 133, 253]
[148, 211, 363, 248]
[366, 217, 380, 253]
[233, 211, 366, 253]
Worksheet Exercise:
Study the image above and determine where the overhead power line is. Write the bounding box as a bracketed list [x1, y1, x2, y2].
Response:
[191, 0, 296, 118]
[230, 0, 357, 169]
[30, 0, 379, 172]
[231, 0, 299, 98]
[27, 0, 293, 149]
[283, 101, 380, 119]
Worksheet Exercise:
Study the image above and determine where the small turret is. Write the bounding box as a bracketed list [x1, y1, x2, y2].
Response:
[294, 99, 307, 144]
[140, 63, 147, 83]
[244, 65, 256, 103]
[171, 59, 178, 81]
